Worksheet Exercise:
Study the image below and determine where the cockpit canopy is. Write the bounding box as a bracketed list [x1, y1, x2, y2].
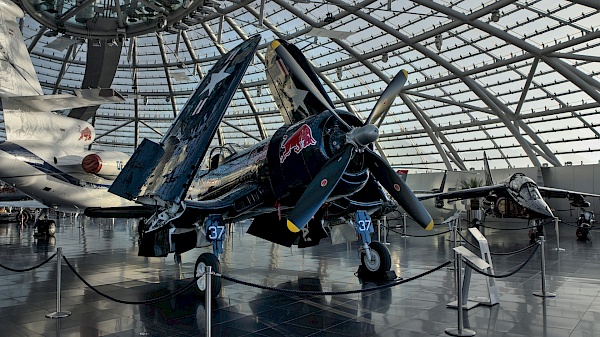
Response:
[208, 143, 246, 170]
[508, 173, 542, 200]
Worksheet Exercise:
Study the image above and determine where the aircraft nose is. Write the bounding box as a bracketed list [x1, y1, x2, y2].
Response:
[531, 199, 554, 218]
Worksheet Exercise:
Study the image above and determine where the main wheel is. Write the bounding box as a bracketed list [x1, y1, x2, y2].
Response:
[576, 227, 589, 241]
[361, 241, 392, 276]
[17, 210, 31, 223]
[194, 253, 221, 298]
[35, 219, 56, 236]
[47, 221, 56, 236]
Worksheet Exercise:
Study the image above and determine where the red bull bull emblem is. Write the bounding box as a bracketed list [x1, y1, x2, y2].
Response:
[280, 124, 317, 163]
[79, 126, 92, 141]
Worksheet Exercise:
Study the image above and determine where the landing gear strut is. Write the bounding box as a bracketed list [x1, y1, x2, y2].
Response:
[194, 214, 226, 298]
[528, 219, 544, 243]
[355, 211, 394, 280]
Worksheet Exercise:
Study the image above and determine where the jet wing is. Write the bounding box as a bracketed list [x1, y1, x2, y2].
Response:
[417, 184, 505, 201]
[0, 200, 48, 208]
[7, 89, 125, 112]
[538, 186, 600, 200]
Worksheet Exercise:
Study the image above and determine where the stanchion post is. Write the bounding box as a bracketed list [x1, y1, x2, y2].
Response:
[402, 213, 408, 237]
[533, 236, 556, 298]
[445, 252, 475, 336]
[447, 222, 457, 271]
[206, 266, 212, 337]
[553, 217, 565, 252]
[46, 247, 71, 319]
[377, 219, 381, 242]
[383, 216, 389, 245]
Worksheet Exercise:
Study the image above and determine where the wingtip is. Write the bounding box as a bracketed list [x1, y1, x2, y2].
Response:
[271, 40, 281, 49]
[425, 219, 434, 231]
[287, 219, 300, 233]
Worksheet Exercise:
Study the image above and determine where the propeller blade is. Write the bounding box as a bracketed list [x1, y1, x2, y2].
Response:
[364, 148, 434, 230]
[287, 145, 354, 233]
[364, 70, 408, 126]
[271, 40, 352, 130]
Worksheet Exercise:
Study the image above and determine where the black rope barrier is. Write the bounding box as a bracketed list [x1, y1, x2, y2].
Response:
[559, 221, 599, 231]
[0, 253, 56, 272]
[62, 255, 201, 305]
[477, 223, 531, 231]
[561, 221, 578, 228]
[386, 226, 452, 237]
[463, 243, 539, 279]
[217, 260, 452, 296]
[456, 231, 538, 256]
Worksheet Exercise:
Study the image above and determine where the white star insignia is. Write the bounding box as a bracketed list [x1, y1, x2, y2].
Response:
[283, 79, 309, 112]
[200, 67, 231, 97]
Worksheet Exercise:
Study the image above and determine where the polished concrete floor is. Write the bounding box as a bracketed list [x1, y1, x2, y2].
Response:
[0, 214, 599, 336]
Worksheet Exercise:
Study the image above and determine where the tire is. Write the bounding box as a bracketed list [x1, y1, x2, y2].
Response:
[17, 210, 31, 223]
[47, 221, 56, 236]
[576, 227, 589, 241]
[194, 253, 221, 298]
[361, 241, 392, 276]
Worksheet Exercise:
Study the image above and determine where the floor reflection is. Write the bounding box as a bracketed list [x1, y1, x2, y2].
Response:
[0, 216, 599, 336]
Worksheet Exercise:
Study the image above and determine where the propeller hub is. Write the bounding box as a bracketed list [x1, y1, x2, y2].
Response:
[347, 124, 379, 148]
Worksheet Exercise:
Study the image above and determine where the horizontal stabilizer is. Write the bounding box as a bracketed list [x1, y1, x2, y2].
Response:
[109, 138, 165, 201]
[9, 89, 125, 112]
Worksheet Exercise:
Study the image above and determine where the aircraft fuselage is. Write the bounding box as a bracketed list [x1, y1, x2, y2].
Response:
[0, 140, 135, 211]
[187, 110, 370, 219]
[486, 174, 554, 219]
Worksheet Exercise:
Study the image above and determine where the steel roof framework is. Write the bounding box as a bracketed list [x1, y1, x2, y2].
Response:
[12, 0, 600, 171]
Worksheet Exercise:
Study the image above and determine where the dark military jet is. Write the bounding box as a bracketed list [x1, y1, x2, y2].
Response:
[87, 36, 433, 297]
[417, 153, 600, 239]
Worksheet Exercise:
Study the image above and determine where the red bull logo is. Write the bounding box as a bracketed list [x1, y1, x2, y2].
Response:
[280, 124, 317, 163]
[79, 126, 92, 141]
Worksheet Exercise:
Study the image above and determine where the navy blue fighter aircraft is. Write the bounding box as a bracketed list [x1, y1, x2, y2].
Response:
[87, 36, 433, 297]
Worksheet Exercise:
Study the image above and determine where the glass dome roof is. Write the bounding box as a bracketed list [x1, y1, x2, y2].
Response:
[15, 0, 600, 172]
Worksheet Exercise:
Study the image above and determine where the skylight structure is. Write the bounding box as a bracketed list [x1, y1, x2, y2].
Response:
[14, 0, 600, 171]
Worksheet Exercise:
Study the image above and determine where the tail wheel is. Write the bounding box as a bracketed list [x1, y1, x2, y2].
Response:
[361, 241, 392, 276]
[194, 253, 221, 298]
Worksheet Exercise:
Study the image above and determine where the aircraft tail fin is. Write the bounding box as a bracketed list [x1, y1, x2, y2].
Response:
[0, 1, 126, 146]
[0, 0, 44, 97]
[110, 36, 261, 204]
[483, 152, 494, 186]
[438, 170, 447, 192]
[396, 169, 408, 182]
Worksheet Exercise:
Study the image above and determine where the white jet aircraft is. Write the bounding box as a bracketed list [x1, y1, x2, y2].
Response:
[0, 0, 141, 231]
